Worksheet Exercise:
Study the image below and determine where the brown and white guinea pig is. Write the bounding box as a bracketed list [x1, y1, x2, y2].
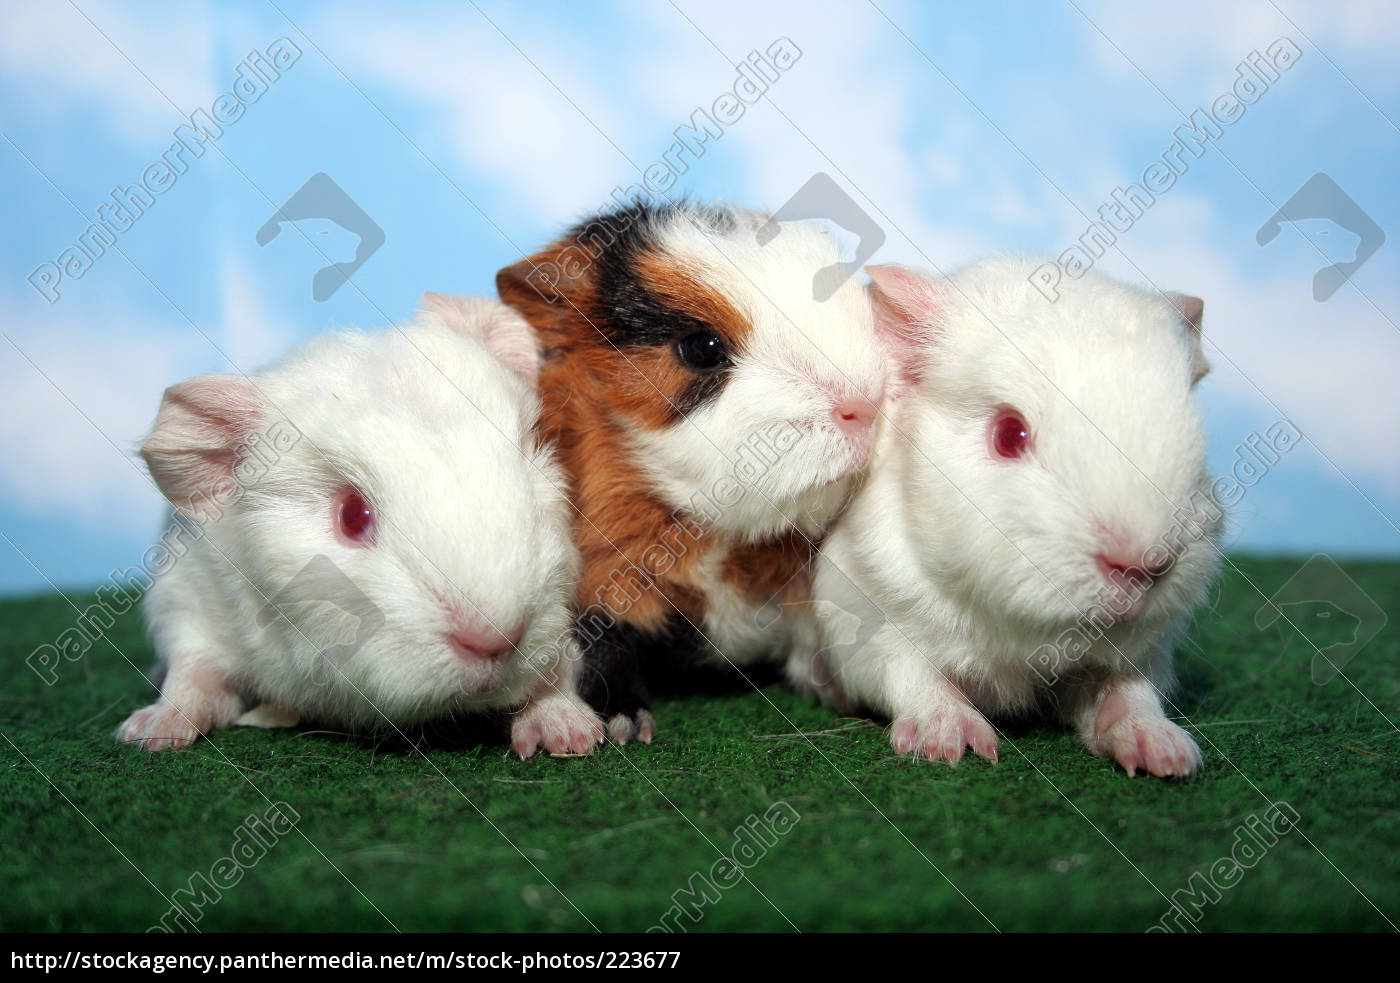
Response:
[117, 295, 603, 757]
[808, 259, 1222, 778]
[497, 202, 902, 742]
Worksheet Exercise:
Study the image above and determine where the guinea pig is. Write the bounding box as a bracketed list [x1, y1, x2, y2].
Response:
[117, 294, 604, 757]
[807, 258, 1221, 778]
[497, 201, 900, 742]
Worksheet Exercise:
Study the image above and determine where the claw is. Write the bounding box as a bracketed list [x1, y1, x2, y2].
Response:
[512, 696, 605, 759]
[1090, 692, 1202, 778]
[891, 702, 998, 766]
[605, 709, 655, 746]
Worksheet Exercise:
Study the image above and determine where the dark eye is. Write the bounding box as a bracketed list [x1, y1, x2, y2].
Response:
[989, 409, 1031, 460]
[675, 331, 728, 371]
[335, 488, 375, 544]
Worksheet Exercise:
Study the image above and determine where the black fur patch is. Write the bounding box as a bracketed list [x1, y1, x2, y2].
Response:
[575, 611, 780, 730]
[573, 202, 738, 419]
[575, 616, 668, 721]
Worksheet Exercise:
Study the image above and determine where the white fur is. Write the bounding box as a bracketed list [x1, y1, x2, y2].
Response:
[120, 300, 602, 755]
[629, 209, 889, 542]
[624, 210, 896, 673]
[808, 258, 1222, 776]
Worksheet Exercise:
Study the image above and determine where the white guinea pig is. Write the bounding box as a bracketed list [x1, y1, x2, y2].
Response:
[805, 258, 1222, 778]
[117, 294, 604, 757]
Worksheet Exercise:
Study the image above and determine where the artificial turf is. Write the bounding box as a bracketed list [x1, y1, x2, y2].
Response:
[1, 556, 1395, 933]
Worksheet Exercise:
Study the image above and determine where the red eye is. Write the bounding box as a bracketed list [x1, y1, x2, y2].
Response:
[335, 488, 375, 544]
[989, 410, 1031, 460]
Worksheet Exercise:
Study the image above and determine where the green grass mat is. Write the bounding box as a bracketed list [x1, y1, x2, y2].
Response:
[1, 556, 1395, 932]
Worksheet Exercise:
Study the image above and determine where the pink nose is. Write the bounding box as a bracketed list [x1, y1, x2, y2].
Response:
[832, 396, 876, 438]
[1096, 552, 1165, 588]
[448, 622, 524, 662]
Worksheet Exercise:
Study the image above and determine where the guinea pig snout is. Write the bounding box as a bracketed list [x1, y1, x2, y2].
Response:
[827, 388, 881, 466]
[447, 620, 524, 662]
[832, 395, 877, 437]
[1094, 549, 1170, 622]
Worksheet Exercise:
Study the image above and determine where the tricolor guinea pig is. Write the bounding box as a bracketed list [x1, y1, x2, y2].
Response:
[497, 202, 900, 742]
[117, 295, 604, 757]
[808, 258, 1222, 777]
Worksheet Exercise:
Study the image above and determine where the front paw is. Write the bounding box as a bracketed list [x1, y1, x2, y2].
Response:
[604, 708, 655, 746]
[1087, 689, 1202, 778]
[511, 695, 606, 759]
[116, 702, 204, 752]
[891, 703, 998, 765]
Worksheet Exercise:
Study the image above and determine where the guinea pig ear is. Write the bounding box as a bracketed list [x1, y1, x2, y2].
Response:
[865, 264, 940, 384]
[420, 292, 540, 386]
[140, 375, 265, 519]
[1165, 292, 1210, 386]
[496, 240, 595, 351]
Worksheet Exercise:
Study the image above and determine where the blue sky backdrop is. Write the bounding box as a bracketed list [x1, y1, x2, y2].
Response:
[1, 0, 1397, 595]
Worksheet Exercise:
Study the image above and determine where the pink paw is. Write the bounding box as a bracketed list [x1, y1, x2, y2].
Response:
[1090, 691, 1202, 778]
[605, 709, 655, 746]
[116, 702, 204, 752]
[511, 696, 606, 759]
[890, 705, 998, 765]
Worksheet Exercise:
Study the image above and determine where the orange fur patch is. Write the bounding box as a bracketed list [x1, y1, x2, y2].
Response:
[496, 238, 599, 356]
[630, 252, 751, 351]
[498, 228, 811, 647]
[721, 530, 815, 607]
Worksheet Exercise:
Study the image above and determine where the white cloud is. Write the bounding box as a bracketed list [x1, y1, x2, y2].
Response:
[1317, 0, 1400, 56]
[0, 250, 301, 530]
[0, 305, 204, 528]
[631, 0, 1003, 266]
[309, 4, 635, 226]
[0, 0, 215, 143]
[1077, 0, 1400, 107]
[307, 0, 999, 263]
[1078, 0, 1290, 88]
[218, 250, 297, 372]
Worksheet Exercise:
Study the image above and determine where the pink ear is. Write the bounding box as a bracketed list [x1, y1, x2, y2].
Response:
[866, 264, 940, 312]
[1165, 292, 1210, 385]
[865, 264, 939, 386]
[141, 375, 264, 519]
[420, 292, 540, 386]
